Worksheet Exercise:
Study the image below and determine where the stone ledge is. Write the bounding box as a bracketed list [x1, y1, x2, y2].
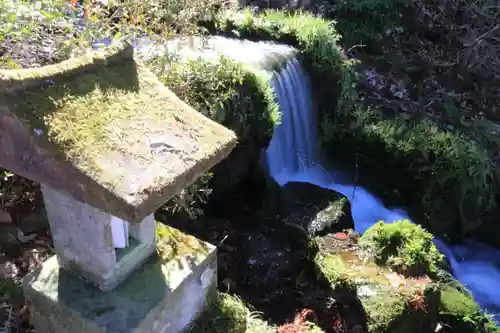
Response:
[23, 233, 217, 333]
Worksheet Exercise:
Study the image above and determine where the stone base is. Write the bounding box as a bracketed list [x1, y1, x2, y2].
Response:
[23, 245, 217, 333]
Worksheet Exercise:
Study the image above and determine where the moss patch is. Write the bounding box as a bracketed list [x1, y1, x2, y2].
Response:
[156, 56, 279, 139]
[439, 286, 500, 333]
[315, 252, 352, 287]
[361, 285, 407, 333]
[211, 9, 344, 73]
[189, 293, 276, 333]
[14, 50, 228, 175]
[359, 220, 443, 276]
[155, 222, 211, 263]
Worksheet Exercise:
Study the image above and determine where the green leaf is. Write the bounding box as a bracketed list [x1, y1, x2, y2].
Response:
[7, 13, 16, 23]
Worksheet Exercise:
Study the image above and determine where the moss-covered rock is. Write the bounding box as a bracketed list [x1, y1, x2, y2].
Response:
[189, 293, 276, 333]
[315, 251, 439, 333]
[206, 8, 359, 133]
[439, 285, 500, 333]
[324, 108, 496, 239]
[316, 224, 499, 332]
[358, 220, 443, 276]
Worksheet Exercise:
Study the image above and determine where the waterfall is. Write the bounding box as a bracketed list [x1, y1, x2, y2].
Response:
[266, 59, 408, 233]
[265, 58, 500, 321]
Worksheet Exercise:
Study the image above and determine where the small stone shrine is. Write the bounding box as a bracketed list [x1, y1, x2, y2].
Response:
[0, 41, 237, 333]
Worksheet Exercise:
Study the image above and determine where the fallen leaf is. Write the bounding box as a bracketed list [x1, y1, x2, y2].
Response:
[0, 209, 12, 224]
[334, 232, 348, 240]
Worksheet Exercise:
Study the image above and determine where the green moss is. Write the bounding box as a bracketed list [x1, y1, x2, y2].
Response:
[439, 286, 500, 333]
[325, 108, 495, 239]
[440, 286, 480, 320]
[156, 55, 279, 145]
[189, 293, 275, 333]
[359, 220, 443, 276]
[0, 277, 23, 305]
[155, 222, 210, 262]
[208, 8, 358, 117]
[213, 9, 344, 72]
[315, 252, 352, 287]
[315, 253, 415, 333]
[17, 57, 151, 166]
[362, 286, 407, 333]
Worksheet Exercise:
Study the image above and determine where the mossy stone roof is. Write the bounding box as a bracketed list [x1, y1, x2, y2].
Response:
[0, 42, 237, 223]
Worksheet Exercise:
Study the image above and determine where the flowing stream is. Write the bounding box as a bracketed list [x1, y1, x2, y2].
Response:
[265, 58, 500, 322]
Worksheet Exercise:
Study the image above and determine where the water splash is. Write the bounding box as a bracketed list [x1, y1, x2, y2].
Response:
[265, 58, 500, 321]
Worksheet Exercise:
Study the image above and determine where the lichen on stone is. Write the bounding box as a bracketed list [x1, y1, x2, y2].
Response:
[1, 41, 237, 221]
[155, 222, 211, 263]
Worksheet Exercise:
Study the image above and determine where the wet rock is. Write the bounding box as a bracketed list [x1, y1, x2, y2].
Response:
[266, 182, 353, 235]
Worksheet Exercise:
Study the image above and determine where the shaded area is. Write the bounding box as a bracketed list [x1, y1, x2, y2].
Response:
[160, 177, 368, 332]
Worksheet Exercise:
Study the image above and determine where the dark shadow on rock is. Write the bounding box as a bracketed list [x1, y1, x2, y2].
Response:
[22, 253, 170, 332]
[158, 177, 369, 332]
[387, 288, 440, 333]
[259, 181, 354, 236]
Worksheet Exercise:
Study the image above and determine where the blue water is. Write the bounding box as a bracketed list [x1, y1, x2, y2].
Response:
[265, 59, 500, 322]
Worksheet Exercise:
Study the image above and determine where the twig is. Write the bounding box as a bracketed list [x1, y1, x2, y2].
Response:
[346, 44, 366, 55]
[464, 24, 500, 47]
